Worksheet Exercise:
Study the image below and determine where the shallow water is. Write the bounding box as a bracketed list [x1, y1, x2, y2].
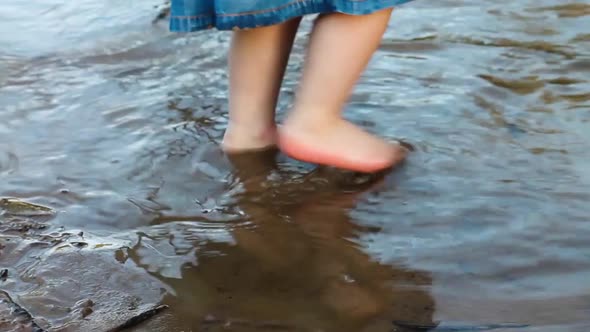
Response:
[1, 0, 589, 331]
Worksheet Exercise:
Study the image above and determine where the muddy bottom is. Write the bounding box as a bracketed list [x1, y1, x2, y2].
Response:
[1, 0, 590, 331]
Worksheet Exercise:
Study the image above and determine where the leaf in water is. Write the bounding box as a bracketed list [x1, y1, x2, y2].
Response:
[94, 243, 113, 249]
[0, 198, 55, 217]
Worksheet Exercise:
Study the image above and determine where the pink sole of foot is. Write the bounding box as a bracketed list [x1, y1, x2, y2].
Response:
[278, 130, 406, 173]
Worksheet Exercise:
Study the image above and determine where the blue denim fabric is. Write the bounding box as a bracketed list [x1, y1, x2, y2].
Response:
[170, 0, 414, 32]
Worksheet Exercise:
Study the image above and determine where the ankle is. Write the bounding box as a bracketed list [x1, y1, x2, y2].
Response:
[284, 107, 341, 132]
[228, 116, 275, 132]
[222, 121, 277, 152]
[225, 123, 275, 140]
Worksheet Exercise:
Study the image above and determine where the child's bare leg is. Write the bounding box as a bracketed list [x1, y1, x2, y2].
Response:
[222, 18, 302, 152]
[279, 9, 406, 173]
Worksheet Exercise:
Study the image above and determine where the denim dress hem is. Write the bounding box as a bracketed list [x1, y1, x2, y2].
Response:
[170, 0, 414, 32]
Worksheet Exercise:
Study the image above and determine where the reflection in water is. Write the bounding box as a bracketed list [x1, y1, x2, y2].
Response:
[129, 150, 434, 331]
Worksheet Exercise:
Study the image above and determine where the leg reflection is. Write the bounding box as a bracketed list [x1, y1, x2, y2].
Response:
[130, 150, 435, 331]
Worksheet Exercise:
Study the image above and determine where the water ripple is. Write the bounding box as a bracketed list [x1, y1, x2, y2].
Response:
[0, 150, 18, 175]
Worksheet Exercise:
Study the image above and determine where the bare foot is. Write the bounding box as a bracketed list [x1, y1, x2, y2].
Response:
[278, 117, 406, 173]
[221, 124, 278, 153]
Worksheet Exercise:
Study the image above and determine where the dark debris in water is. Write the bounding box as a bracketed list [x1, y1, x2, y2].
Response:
[0, 217, 48, 235]
[70, 241, 89, 248]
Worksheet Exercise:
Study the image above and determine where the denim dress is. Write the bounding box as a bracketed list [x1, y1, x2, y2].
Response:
[170, 0, 414, 32]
